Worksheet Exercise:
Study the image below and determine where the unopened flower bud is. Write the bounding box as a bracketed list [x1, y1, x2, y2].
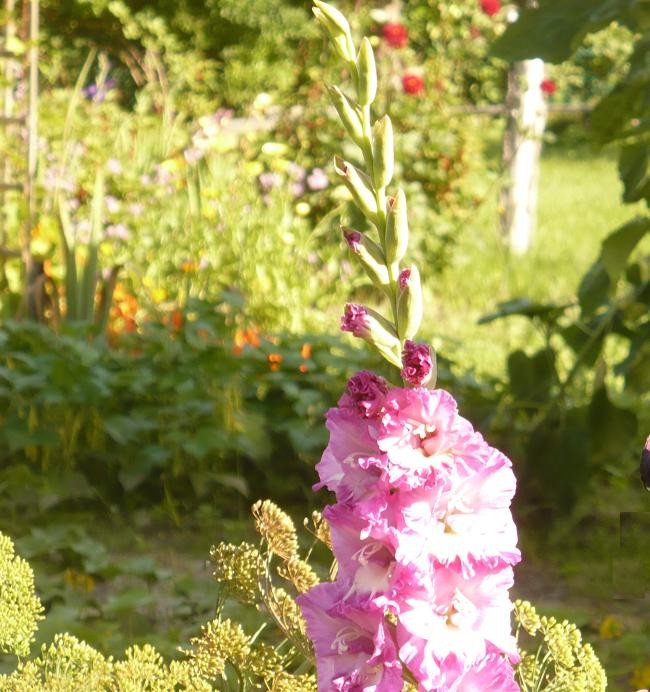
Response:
[397, 266, 423, 340]
[385, 189, 409, 265]
[641, 435, 650, 491]
[356, 38, 377, 106]
[401, 340, 436, 387]
[327, 86, 364, 143]
[334, 156, 378, 220]
[339, 370, 389, 418]
[342, 227, 389, 288]
[372, 115, 394, 189]
[313, 0, 356, 64]
[341, 303, 401, 367]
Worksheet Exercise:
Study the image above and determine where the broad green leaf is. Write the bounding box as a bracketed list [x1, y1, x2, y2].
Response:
[478, 298, 568, 325]
[578, 258, 611, 315]
[587, 387, 638, 465]
[507, 348, 557, 406]
[601, 217, 650, 282]
[619, 144, 650, 204]
[492, 0, 616, 63]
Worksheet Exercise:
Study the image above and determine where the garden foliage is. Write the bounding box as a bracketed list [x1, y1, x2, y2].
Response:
[486, 0, 650, 515]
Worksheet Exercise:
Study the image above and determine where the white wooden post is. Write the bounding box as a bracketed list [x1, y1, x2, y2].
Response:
[500, 58, 547, 256]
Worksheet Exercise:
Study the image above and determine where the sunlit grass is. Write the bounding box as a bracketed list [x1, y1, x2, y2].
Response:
[426, 140, 644, 377]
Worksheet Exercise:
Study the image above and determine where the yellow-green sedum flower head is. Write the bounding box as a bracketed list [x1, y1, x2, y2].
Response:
[0, 532, 44, 658]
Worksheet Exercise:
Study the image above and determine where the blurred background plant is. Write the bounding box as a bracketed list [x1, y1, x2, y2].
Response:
[0, 0, 648, 688]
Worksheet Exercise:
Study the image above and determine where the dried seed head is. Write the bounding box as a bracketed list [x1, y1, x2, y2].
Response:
[252, 500, 299, 560]
[210, 542, 263, 605]
[277, 556, 319, 593]
[305, 511, 332, 550]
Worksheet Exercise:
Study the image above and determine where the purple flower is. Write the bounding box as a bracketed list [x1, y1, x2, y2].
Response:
[341, 304, 370, 338]
[105, 223, 130, 241]
[343, 229, 362, 253]
[297, 581, 403, 692]
[258, 171, 280, 193]
[307, 167, 329, 191]
[82, 78, 116, 103]
[287, 162, 307, 181]
[292, 181, 306, 197]
[401, 340, 434, 387]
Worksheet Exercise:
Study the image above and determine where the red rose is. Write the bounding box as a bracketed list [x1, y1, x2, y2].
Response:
[402, 73, 424, 96]
[382, 22, 408, 49]
[541, 78, 557, 95]
[480, 0, 501, 16]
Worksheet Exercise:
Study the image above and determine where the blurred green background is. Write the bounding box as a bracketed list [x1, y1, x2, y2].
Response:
[0, 1, 648, 689]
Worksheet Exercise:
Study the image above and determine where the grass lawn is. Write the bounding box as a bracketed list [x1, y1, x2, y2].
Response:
[428, 139, 644, 379]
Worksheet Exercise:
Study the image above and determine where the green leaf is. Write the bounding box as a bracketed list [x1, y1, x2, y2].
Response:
[578, 258, 611, 315]
[181, 427, 229, 459]
[103, 415, 156, 445]
[118, 445, 172, 492]
[601, 217, 650, 282]
[478, 298, 568, 325]
[591, 34, 650, 143]
[507, 348, 557, 406]
[560, 321, 606, 368]
[587, 387, 638, 466]
[619, 143, 650, 204]
[491, 0, 615, 63]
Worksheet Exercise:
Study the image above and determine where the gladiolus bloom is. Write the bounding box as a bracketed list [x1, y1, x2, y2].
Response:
[300, 374, 521, 688]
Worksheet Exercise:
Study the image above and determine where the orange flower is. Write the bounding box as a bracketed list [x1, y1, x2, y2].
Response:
[171, 310, 183, 331]
[267, 352, 283, 371]
[300, 342, 312, 359]
[233, 326, 261, 354]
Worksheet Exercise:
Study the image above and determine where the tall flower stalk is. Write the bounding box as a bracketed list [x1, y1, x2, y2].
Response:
[297, 3, 521, 689]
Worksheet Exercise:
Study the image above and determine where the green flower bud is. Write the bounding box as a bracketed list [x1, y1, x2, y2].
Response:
[372, 116, 394, 189]
[342, 227, 389, 288]
[385, 189, 409, 265]
[327, 86, 364, 143]
[397, 266, 423, 340]
[341, 303, 401, 367]
[333, 156, 378, 220]
[356, 38, 377, 106]
[313, 1, 356, 64]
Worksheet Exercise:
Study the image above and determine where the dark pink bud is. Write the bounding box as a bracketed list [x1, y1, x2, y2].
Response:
[344, 229, 362, 252]
[401, 340, 434, 386]
[398, 268, 411, 290]
[341, 303, 369, 338]
[339, 370, 390, 418]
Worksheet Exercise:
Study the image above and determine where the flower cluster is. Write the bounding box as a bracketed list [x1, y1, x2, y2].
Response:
[298, 372, 521, 690]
